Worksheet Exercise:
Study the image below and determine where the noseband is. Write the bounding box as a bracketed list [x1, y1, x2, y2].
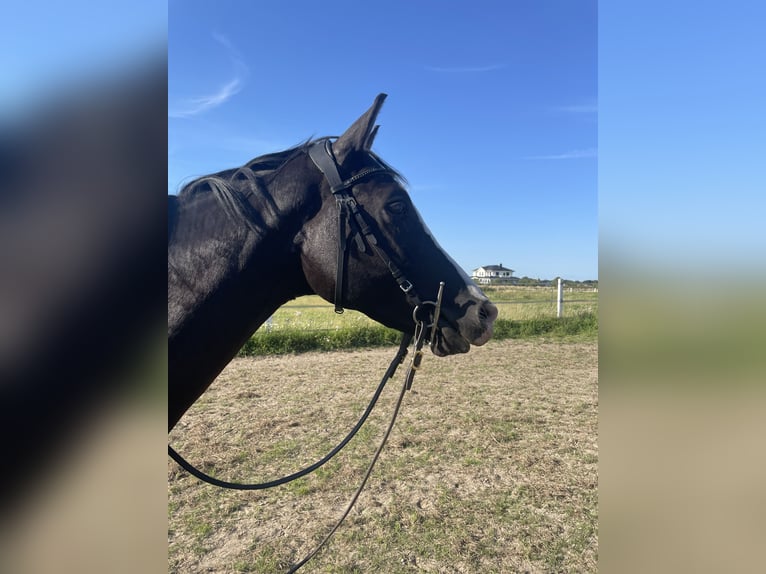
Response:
[308, 139, 419, 313]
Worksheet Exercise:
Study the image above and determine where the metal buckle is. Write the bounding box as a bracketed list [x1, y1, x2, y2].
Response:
[400, 280, 413, 293]
[410, 281, 445, 350]
[335, 194, 356, 207]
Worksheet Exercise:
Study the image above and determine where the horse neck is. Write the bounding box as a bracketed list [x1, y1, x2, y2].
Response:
[169, 166, 318, 327]
[168, 182, 314, 428]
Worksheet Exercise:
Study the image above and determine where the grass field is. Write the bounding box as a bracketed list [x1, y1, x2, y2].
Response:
[238, 286, 598, 356]
[169, 337, 598, 573]
[261, 286, 598, 331]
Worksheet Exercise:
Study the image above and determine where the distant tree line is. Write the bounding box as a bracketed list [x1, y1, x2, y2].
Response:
[502, 277, 598, 288]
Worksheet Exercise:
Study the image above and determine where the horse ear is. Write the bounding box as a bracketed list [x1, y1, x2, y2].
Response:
[333, 93, 387, 163]
[364, 125, 380, 151]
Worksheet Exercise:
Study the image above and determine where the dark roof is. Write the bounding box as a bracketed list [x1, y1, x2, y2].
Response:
[478, 264, 514, 272]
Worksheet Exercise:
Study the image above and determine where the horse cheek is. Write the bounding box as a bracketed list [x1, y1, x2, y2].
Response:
[298, 223, 336, 301]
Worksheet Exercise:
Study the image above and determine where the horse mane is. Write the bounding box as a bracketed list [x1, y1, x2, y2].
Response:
[174, 140, 316, 236]
[177, 136, 406, 200]
[175, 138, 408, 236]
[177, 140, 313, 199]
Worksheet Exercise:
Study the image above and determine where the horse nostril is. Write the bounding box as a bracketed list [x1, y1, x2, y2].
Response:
[479, 301, 498, 323]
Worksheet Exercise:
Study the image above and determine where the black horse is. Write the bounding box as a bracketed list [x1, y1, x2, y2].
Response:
[168, 94, 497, 430]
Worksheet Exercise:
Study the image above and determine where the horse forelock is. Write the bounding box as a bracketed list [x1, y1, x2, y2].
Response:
[366, 150, 408, 188]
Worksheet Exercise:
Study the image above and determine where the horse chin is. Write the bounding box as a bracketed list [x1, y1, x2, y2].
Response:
[430, 318, 495, 357]
[470, 325, 494, 347]
[431, 325, 472, 357]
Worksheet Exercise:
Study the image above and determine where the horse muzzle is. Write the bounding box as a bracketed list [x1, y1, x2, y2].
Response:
[430, 298, 498, 357]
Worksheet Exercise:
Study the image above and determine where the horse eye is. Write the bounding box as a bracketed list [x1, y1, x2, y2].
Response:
[386, 200, 407, 215]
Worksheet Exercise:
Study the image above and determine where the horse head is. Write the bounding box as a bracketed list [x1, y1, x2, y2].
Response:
[297, 94, 498, 356]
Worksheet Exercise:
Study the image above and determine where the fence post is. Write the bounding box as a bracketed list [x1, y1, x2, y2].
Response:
[557, 277, 563, 318]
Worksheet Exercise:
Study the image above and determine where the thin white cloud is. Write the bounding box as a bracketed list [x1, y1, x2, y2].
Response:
[524, 148, 598, 160]
[211, 31, 249, 77]
[211, 31, 240, 59]
[424, 63, 505, 73]
[169, 78, 242, 118]
[169, 32, 248, 119]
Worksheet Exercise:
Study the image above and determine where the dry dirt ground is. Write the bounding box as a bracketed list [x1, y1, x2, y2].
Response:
[169, 339, 598, 573]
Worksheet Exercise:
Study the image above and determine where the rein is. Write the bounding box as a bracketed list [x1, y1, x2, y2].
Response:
[286, 291, 439, 573]
[167, 332, 412, 490]
[169, 285, 444, 573]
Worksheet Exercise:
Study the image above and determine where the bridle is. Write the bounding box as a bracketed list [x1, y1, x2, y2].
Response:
[168, 139, 446, 572]
[307, 139, 420, 313]
[307, 137, 445, 380]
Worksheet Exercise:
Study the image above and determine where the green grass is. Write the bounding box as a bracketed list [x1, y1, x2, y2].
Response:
[232, 546, 283, 573]
[494, 313, 598, 339]
[238, 287, 598, 356]
[238, 323, 402, 356]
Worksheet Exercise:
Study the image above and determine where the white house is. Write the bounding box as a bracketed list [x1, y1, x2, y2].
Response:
[471, 264, 516, 285]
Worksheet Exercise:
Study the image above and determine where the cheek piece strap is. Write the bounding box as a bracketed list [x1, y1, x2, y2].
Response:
[308, 139, 417, 314]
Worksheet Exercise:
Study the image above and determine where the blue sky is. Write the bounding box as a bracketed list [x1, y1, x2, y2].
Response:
[599, 2, 765, 277]
[169, 0, 598, 281]
[4, 2, 762, 284]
